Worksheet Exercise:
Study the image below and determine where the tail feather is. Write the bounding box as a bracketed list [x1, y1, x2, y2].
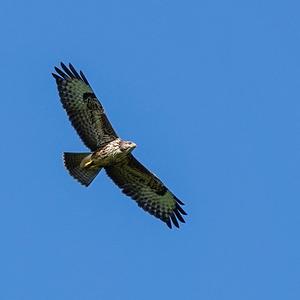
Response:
[63, 152, 101, 186]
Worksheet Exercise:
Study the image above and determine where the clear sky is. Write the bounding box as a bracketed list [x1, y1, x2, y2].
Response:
[0, 0, 299, 299]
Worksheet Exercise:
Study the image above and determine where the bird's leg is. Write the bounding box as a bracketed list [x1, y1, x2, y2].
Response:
[79, 154, 95, 169]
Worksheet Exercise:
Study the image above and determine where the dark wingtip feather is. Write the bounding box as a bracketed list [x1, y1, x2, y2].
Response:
[60, 62, 67, 69]
[52, 73, 62, 81]
[80, 70, 90, 85]
[174, 209, 185, 223]
[69, 63, 81, 79]
[54, 66, 69, 79]
[61, 62, 76, 78]
[176, 203, 187, 215]
[53, 63, 90, 87]
[170, 213, 180, 228]
[165, 218, 172, 229]
[174, 196, 185, 205]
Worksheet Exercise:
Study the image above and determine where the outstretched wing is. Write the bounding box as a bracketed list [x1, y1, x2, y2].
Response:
[52, 63, 118, 151]
[105, 154, 187, 228]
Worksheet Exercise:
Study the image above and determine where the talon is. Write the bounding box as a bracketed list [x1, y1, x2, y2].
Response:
[80, 159, 94, 169]
[84, 161, 93, 168]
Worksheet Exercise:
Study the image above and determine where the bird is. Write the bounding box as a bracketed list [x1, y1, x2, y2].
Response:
[52, 63, 187, 228]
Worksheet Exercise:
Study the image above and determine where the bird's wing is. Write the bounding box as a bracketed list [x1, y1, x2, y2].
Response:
[52, 63, 118, 151]
[105, 154, 187, 228]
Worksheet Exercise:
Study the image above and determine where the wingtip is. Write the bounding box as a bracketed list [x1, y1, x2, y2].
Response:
[170, 213, 180, 228]
[174, 208, 186, 223]
[52, 72, 61, 81]
[176, 203, 187, 216]
[175, 196, 185, 205]
[68, 63, 81, 79]
[80, 70, 90, 85]
[53, 62, 88, 83]
[60, 62, 67, 69]
[165, 218, 172, 229]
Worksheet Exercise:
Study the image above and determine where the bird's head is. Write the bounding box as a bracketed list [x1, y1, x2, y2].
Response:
[119, 140, 137, 153]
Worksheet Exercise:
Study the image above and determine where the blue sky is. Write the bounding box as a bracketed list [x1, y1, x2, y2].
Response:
[0, 0, 299, 299]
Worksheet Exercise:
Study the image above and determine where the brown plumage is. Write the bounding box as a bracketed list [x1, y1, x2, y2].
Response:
[53, 63, 187, 228]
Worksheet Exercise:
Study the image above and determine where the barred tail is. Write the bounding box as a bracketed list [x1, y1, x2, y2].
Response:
[63, 152, 101, 186]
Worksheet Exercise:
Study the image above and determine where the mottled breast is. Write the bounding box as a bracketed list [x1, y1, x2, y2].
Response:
[91, 138, 126, 166]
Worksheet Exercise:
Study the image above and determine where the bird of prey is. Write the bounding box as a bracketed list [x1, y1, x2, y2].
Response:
[52, 63, 187, 228]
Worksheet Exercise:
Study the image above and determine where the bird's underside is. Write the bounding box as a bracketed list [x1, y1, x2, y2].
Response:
[53, 62, 187, 228]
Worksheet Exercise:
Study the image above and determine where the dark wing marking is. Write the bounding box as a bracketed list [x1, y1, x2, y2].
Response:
[53, 63, 118, 151]
[105, 154, 187, 229]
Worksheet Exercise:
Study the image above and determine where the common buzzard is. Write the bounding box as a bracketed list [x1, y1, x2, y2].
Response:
[53, 63, 187, 228]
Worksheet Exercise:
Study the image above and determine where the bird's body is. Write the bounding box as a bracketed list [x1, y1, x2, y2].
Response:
[80, 139, 136, 169]
[53, 63, 187, 228]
